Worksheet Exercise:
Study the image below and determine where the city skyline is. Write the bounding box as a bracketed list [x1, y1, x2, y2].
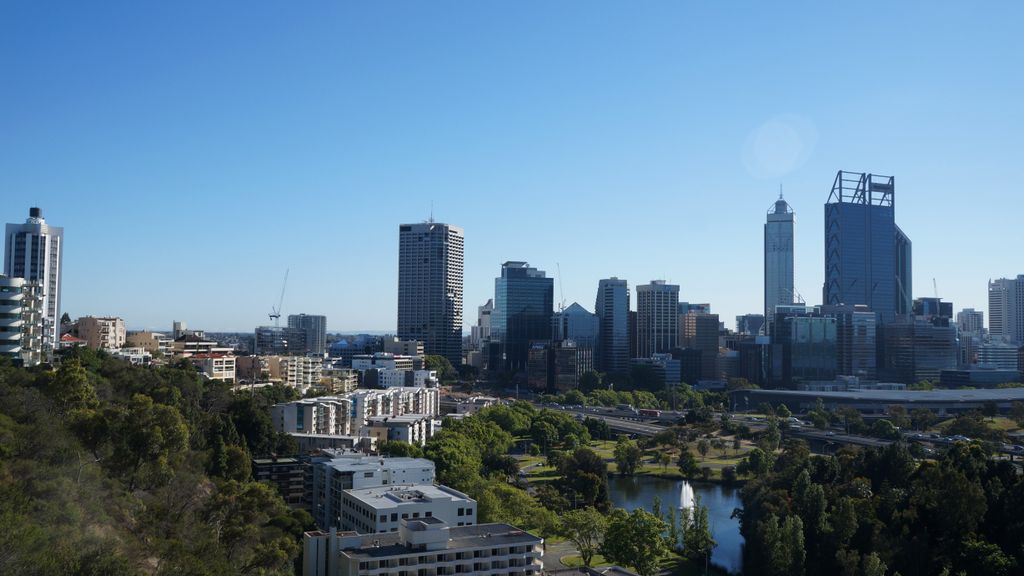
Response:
[3, 2, 1022, 332]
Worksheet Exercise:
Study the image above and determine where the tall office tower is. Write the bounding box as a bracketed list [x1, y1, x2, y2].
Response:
[735, 314, 765, 336]
[469, 299, 493, 351]
[823, 172, 911, 323]
[4, 207, 63, 359]
[595, 278, 630, 373]
[397, 222, 464, 366]
[764, 194, 795, 324]
[989, 276, 1024, 344]
[491, 262, 553, 372]
[288, 313, 327, 356]
[956, 308, 985, 338]
[636, 280, 679, 358]
[681, 312, 720, 380]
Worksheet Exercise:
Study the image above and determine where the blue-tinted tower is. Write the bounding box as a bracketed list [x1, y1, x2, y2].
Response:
[492, 261, 554, 372]
[824, 171, 912, 323]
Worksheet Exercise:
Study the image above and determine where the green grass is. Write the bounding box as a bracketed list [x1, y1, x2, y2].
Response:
[561, 554, 611, 568]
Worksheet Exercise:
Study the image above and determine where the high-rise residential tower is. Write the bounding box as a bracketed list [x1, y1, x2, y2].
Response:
[595, 278, 630, 373]
[636, 280, 679, 358]
[491, 261, 553, 372]
[764, 193, 795, 324]
[989, 276, 1024, 344]
[288, 313, 328, 356]
[4, 207, 63, 359]
[823, 171, 912, 323]
[397, 222, 464, 366]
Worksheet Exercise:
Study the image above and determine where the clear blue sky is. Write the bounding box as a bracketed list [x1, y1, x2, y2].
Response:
[2, 1, 1021, 332]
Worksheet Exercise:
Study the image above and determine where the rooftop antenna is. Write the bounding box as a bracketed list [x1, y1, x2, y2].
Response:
[429, 201, 434, 224]
[779, 183, 784, 199]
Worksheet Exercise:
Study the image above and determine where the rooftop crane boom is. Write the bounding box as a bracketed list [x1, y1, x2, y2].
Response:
[269, 269, 289, 326]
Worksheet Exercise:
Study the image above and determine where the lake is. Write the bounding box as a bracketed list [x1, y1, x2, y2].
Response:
[607, 475, 745, 575]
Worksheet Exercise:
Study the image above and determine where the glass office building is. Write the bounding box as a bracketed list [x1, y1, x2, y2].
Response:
[491, 262, 553, 372]
[824, 171, 911, 323]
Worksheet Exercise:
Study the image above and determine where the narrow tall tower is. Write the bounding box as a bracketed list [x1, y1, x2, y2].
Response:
[5, 207, 63, 360]
[397, 222, 464, 365]
[595, 278, 630, 373]
[764, 192, 795, 324]
[636, 280, 679, 357]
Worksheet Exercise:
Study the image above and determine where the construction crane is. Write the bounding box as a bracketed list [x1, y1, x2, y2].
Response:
[269, 269, 289, 326]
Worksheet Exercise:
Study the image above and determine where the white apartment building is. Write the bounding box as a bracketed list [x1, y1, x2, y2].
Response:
[455, 396, 498, 415]
[364, 414, 436, 447]
[111, 347, 152, 365]
[191, 353, 236, 382]
[282, 355, 324, 392]
[77, 316, 126, 350]
[340, 484, 476, 534]
[303, 520, 543, 576]
[364, 368, 438, 388]
[311, 455, 436, 529]
[273, 388, 440, 437]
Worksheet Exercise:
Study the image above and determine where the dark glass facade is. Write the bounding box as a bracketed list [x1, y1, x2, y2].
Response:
[824, 171, 911, 324]
[491, 262, 553, 372]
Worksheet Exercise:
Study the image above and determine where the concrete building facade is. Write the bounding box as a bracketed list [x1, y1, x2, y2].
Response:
[397, 222, 464, 366]
[4, 207, 63, 360]
[636, 280, 679, 358]
[77, 316, 126, 350]
[764, 194, 795, 325]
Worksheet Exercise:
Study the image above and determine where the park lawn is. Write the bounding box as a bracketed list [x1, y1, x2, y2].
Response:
[560, 554, 611, 568]
[516, 455, 546, 468]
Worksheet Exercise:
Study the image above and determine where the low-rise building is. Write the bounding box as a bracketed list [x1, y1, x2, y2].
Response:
[303, 520, 543, 576]
[77, 316, 126, 350]
[110, 347, 152, 365]
[253, 456, 306, 508]
[382, 337, 424, 357]
[311, 455, 436, 529]
[455, 396, 497, 415]
[340, 484, 475, 534]
[364, 414, 436, 446]
[126, 331, 174, 355]
[192, 353, 236, 382]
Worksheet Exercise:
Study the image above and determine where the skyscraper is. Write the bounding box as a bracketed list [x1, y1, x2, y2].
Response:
[681, 312, 720, 380]
[636, 280, 679, 358]
[595, 278, 630, 373]
[764, 193, 795, 323]
[288, 313, 328, 356]
[491, 261, 553, 372]
[397, 222, 464, 366]
[5, 207, 63, 359]
[989, 275, 1024, 344]
[823, 171, 912, 323]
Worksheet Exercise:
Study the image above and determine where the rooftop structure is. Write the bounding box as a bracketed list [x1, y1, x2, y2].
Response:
[303, 521, 543, 576]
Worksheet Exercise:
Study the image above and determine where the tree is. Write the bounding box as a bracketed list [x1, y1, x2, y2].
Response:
[47, 358, 99, 417]
[911, 408, 937, 431]
[776, 404, 792, 419]
[602, 508, 670, 576]
[658, 451, 671, 471]
[697, 438, 710, 461]
[711, 438, 727, 458]
[733, 436, 742, 455]
[683, 495, 717, 571]
[678, 449, 700, 479]
[423, 355, 456, 381]
[559, 448, 611, 511]
[560, 507, 608, 567]
[202, 480, 301, 573]
[579, 371, 604, 393]
[530, 421, 559, 453]
[737, 446, 773, 477]
[424, 431, 483, 491]
[614, 436, 642, 475]
[754, 513, 805, 576]
[108, 394, 189, 491]
[1011, 401, 1024, 427]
